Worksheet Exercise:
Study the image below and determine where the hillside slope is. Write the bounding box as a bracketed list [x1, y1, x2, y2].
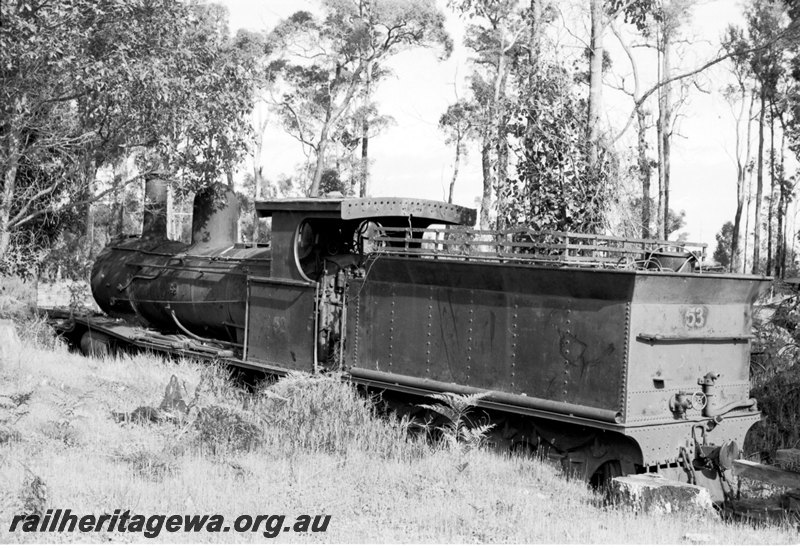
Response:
[0, 334, 797, 543]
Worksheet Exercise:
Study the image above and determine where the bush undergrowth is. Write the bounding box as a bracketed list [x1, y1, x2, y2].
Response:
[0, 275, 63, 349]
[748, 287, 800, 458]
[257, 374, 425, 460]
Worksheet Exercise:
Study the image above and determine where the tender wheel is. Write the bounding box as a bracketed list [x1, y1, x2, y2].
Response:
[590, 459, 622, 491]
[80, 331, 112, 358]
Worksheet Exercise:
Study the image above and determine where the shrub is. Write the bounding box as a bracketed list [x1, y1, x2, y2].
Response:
[745, 367, 800, 458]
[121, 449, 178, 482]
[0, 275, 37, 321]
[747, 286, 800, 458]
[193, 405, 263, 454]
[257, 373, 420, 459]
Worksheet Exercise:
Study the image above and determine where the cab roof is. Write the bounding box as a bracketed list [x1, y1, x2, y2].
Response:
[255, 197, 477, 226]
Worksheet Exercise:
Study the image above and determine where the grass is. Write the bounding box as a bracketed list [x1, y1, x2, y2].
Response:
[1, 338, 798, 544]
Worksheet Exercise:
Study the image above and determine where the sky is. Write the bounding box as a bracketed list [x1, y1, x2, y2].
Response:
[220, 0, 799, 250]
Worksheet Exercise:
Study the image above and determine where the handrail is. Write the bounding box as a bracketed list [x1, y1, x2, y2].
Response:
[362, 226, 707, 272]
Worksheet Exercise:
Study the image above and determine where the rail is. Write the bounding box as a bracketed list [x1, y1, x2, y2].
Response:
[362, 225, 707, 272]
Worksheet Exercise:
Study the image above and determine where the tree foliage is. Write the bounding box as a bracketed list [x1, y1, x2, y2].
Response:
[268, 0, 451, 196]
[0, 0, 261, 269]
[439, 100, 478, 204]
[448, 0, 616, 233]
[714, 221, 735, 268]
[498, 63, 613, 233]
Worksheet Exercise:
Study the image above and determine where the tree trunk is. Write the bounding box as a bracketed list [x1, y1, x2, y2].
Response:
[523, 0, 542, 190]
[493, 50, 509, 228]
[83, 159, 98, 261]
[0, 149, 20, 259]
[752, 84, 766, 274]
[744, 163, 753, 274]
[310, 127, 330, 197]
[776, 118, 787, 277]
[111, 157, 128, 237]
[731, 89, 755, 273]
[360, 62, 373, 198]
[529, 0, 542, 69]
[587, 0, 603, 168]
[0, 108, 24, 259]
[480, 133, 492, 230]
[766, 103, 775, 276]
[448, 140, 461, 204]
[636, 106, 651, 239]
[308, 61, 364, 197]
[656, 26, 672, 240]
[731, 178, 745, 273]
[361, 116, 370, 198]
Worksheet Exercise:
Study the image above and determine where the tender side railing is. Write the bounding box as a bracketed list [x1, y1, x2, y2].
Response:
[362, 225, 707, 272]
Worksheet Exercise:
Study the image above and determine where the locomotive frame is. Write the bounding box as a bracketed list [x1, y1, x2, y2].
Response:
[50, 181, 771, 496]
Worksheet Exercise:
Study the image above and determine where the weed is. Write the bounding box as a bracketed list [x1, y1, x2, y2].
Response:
[7, 391, 33, 408]
[67, 282, 93, 314]
[121, 449, 178, 482]
[418, 392, 494, 452]
[258, 373, 420, 459]
[0, 426, 21, 444]
[19, 469, 48, 517]
[0, 390, 32, 445]
[40, 420, 83, 447]
[13, 314, 64, 350]
[0, 275, 37, 320]
[745, 366, 800, 458]
[193, 404, 263, 454]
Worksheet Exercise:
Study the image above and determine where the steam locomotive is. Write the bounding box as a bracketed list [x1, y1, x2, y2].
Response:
[55, 176, 771, 496]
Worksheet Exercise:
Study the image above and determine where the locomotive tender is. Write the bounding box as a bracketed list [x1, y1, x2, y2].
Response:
[64, 177, 770, 493]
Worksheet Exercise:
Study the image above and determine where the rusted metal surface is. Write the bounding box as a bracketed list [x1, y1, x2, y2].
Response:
[91, 187, 271, 343]
[625, 414, 760, 467]
[366, 225, 707, 270]
[191, 186, 239, 251]
[349, 367, 623, 423]
[625, 274, 770, 426]
[345, 256, 632, 420]
[91, 238, 271, 343]
[245, 277, 315, 370]
[341, 198, 476, 225]
[255, 197, 476, 226]
[82, 190, 775, 487]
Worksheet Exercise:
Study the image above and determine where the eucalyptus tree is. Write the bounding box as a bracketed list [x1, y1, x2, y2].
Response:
[746, 0, 787, 274]
[449, 0, 620, 232]
[449, 0, 531, 229]
[439, 100, 478, 204]
[268, 0, 451, 197]
[0, 0, 260, 262]
[585, 0, 658, 170]
[722, 26, 756, 273]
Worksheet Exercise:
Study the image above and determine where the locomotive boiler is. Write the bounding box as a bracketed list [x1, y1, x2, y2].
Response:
[63, 177, 771, 496]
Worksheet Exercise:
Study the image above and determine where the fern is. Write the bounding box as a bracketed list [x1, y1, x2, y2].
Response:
[418, 392, 494, 453]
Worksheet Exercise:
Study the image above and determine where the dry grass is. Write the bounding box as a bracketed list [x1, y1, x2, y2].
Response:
[0, 339, 798, 543]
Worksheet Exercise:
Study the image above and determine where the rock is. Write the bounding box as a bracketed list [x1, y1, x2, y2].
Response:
[610, 473, 715, 516]
[159, 374, 188, 413]
[0, 319, 21, 363]
[112, 375, 188, 425]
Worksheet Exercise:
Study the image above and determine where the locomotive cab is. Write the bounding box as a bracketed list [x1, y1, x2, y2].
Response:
[243, 198, 476, 368]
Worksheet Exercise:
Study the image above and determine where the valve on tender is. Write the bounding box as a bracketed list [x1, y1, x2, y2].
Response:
[697, 372, 721, 418]
[669, 390, 708, 419]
